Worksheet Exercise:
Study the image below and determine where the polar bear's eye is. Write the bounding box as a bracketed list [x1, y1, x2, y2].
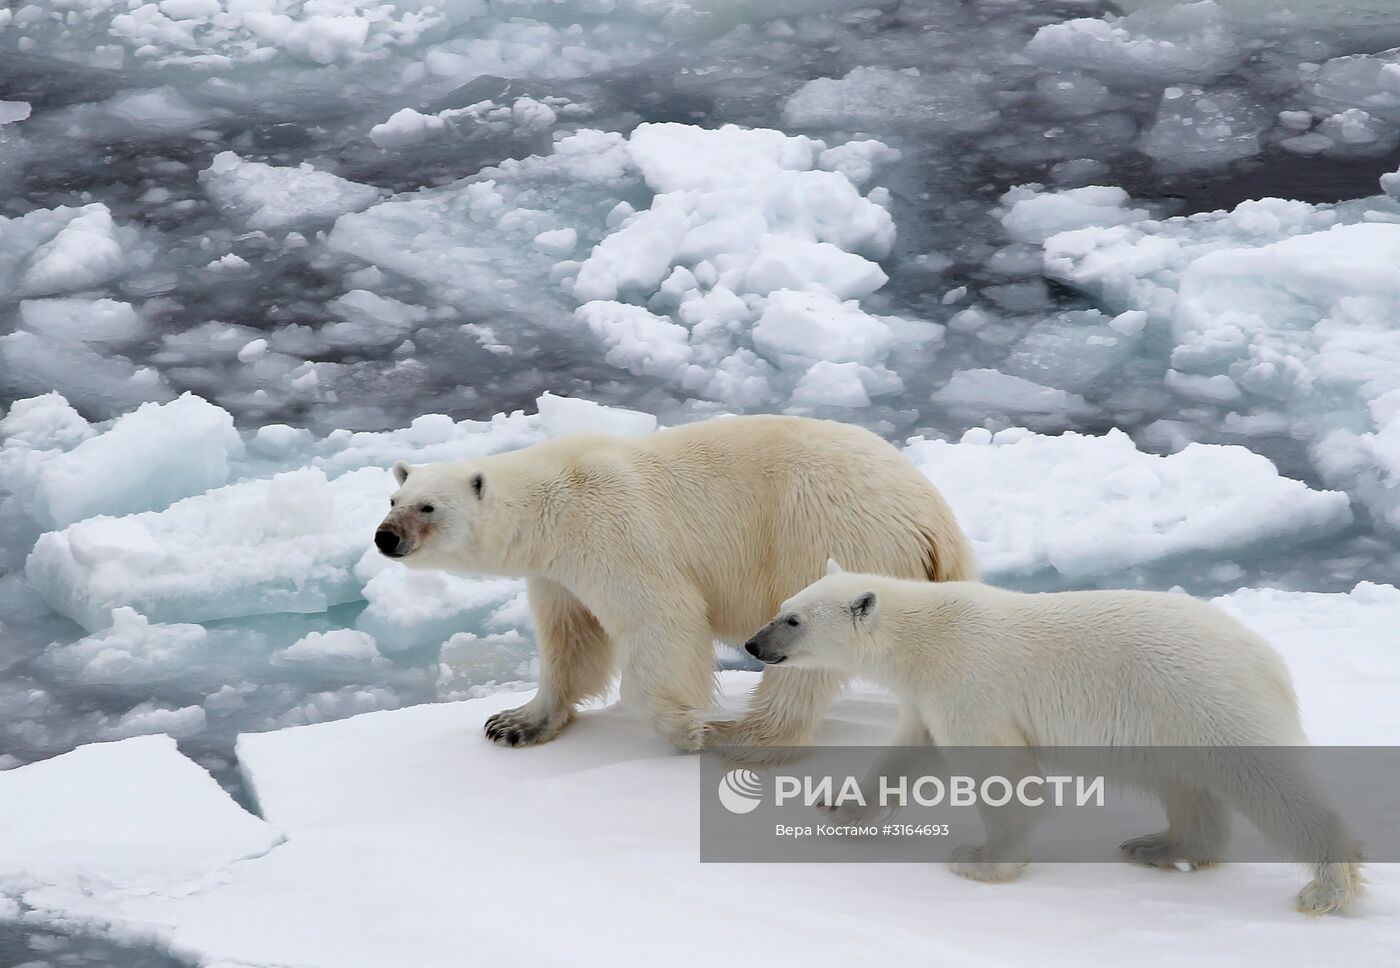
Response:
[420, 504, 434, 514]
[786, 616, 800, 627]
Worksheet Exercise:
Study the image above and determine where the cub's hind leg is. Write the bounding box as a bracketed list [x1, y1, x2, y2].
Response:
[1121, 783, 1231, 870]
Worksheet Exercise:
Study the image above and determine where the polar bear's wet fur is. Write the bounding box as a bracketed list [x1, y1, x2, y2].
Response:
[745, 568, 1364, 914]
[376, 415, 976, 754]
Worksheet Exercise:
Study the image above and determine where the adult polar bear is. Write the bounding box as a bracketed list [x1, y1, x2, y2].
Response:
[375, 415, 977, 753]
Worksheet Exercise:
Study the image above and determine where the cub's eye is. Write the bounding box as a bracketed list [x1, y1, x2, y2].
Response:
[389, 499, 396, 507]
[420, 504, 434, 514]
[786, 616, 800, 627]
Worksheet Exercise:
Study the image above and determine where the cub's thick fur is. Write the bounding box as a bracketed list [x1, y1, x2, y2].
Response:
[745, 567, 1364, 915]
[376, 416, 976, 753]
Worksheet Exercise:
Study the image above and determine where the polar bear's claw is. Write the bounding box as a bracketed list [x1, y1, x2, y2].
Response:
[484, 706, 564, 748]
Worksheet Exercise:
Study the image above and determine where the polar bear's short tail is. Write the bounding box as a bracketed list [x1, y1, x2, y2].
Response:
[919, 520, 980, 583]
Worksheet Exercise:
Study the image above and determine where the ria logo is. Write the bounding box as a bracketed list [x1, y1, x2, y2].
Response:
[717, 768, 764, 814]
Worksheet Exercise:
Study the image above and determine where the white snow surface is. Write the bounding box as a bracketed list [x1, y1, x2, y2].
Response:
[3, 580, 1397, 966]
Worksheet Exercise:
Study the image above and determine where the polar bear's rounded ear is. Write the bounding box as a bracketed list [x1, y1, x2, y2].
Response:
[825, 558, 845, 576]
[850, 591, 876, 621]
[392, 460, 412, 486]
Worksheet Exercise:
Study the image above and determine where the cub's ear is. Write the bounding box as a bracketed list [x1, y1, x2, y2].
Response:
[850, 591, 877, 621]
[825, 558, 845, 576]
[392, 460, 412, 486]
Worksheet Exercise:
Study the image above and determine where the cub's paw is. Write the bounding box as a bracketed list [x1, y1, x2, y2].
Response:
[1120, 832, 1181, 869]
[1296, 866, 1362, 916]
[948, 845, 1025, 884]
[484, 706, 563, 748]
[1120, 832, 1218, 871]
[817, 795, 868, 823]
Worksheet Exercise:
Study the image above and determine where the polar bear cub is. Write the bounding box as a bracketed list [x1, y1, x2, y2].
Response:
[744, 565, 1364, 915]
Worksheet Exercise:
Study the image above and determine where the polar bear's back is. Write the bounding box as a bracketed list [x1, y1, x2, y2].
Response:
[587, 415, 977, 643]
[895, 582, 1304, 747]
[1025, 589, 1301, 747]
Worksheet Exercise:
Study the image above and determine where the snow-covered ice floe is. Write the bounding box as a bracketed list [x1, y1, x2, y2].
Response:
[911, 427, 1350, 580]
[1010, 171, 1400, 532]
[0, 734, 280, 897]
[3, 580, 1398, 966]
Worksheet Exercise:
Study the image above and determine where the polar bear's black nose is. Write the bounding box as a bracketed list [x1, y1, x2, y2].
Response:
[375, 529, 401, 555]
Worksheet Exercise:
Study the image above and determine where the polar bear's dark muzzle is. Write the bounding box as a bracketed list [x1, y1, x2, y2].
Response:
[744, 628, 788, 665]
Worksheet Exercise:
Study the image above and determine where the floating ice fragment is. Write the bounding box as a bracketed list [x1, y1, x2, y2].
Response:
[535, 391, 657, 438]
[19, 297, 144, 344]
[0, 101, 31, 124]
[0, 393, 92, 450]
[1000, 185, 1149, 243]
[909, 429, 1352, 580]
[276, 629, 385, 665]
[750, 290, 893, 367]
[1026, 2, 1243, 85]
[99, 702, 208, 740]
[201, 152, 382, 231]
[791, 361, 871, 408]
[42, 608, 215, 686]
[13, 204, 141, 297]
[932, 369, 1096, 418]
[26, 466, 391, 631]
[22, 394, 242, 529]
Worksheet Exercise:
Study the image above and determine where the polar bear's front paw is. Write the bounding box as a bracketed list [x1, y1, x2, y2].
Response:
[948, 845, 1025, 884]
[484, 705, 564, 748]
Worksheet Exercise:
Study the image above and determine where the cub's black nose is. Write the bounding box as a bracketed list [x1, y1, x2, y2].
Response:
[375, 529, 401, 555]
[745, 637, 785, 664]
